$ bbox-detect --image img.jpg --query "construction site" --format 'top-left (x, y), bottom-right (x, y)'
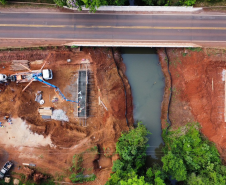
top-left (0, 47), bottom-right (133, 184)
top-left (2, 46), bottom-right (226, 184)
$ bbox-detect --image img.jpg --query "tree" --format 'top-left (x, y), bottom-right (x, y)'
top-left (120, 176), bottom-right (152, 185)
top-left (161, 151), bottom-right (187, 181)
top-left (162, 123), bottom-right (226, 184)
top-left (107, 123), bottom-right (151, 185)
top-left (141, 0), bottom-right (167, 6)
top-left (0, 0), bottom-right (6, 5)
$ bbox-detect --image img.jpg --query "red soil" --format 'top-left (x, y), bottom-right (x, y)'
top-left (158, 48), bottom-right (226, 161)
top-left (0, 47), bottom-right (133, 184)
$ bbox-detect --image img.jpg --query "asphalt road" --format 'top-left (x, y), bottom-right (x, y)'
top-left (0, 12), bottom-right (226, 46)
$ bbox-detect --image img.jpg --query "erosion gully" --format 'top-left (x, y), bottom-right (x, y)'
top-left (121, 47), bottom-right (165, 166)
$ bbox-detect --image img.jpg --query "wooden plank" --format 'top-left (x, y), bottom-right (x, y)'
top-left (38, 108), bottom-right (52, 116)
top-left (12, 60), bottom-right (29, 63)
top-left (10, 61), bottom-right (30, 71)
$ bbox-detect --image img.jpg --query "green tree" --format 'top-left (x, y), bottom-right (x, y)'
top-left (141, 0), bottom-right (167, 6)
top-left (0, 0), bottom-right (6, 5)
top-left (120, 176), bottom-right (152, 185)
top-left (162, 123), bottom-right (226, 184)
top-left (107, 123), bottom-right (151, 185)
top-left (54, 0), bottom-right (67, 6)
top-left (181, 0), bottom-right (196, 6)
top-left (161, 151), bottom-right (187, 181)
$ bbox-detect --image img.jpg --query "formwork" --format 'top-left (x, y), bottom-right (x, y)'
top-left (77, 70), bottom-right (88, 118)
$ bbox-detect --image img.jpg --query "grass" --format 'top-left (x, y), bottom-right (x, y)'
top-left (182, 53), bottom-right (187, 57)
top-left (68, 147), bottom-right (98, 183)
top-left (55, 172), bottom-right (65, 181)
top-left (187, 47), bottom-right (203, 52)
top-left (170, 59), bottom-right (181, 68)
top-left (71, 45), bottom-right (79, 49)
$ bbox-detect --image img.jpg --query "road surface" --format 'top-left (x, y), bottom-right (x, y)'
top-left (0, 12), bottom-right (226, 47)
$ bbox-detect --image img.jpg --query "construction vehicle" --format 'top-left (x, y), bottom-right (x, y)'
top-left (0, 74), bottom-right (7, 83)
top-left (0, 59), bottom-right (77, 103)
top-left (32, 73), bottom-right (78, 103)
top-left (9, 69), bottom-right (53, 83)
top-left (18, 62), bottom-right (78, 103)
top-left (0, 161), bottom-right (13, 179)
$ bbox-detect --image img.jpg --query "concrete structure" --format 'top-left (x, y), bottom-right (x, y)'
top-left (77, 70), bottom-right (88, 118)
top-left (63, 6), bottom-right (202, 12)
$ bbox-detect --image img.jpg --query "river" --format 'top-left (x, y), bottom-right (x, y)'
top-left (121, 47), bottom-right (165, 165)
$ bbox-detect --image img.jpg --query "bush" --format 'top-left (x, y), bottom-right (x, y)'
top-left (0, 0), bottom-right (6, 5)
top-left (54, 0), bottom-right (66, 6)
top-left (162, 123), bottom-right (226, 184)
top-left (181, 0), bottom-right (196, 6)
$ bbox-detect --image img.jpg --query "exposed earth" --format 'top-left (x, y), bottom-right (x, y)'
top-left (0, 47), bottom-right (133, 184)
top-left (158, 47), bottom-right (226, 161)
top-left (2, 45), bottom-right (226, 184)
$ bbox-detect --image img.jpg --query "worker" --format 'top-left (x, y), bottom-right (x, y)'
top-left (4, 116), bottom-right (9, 120)
top-left (78, 107), bottom-right (84, 113)
top-left (78, 91), bottom-right (82, 95)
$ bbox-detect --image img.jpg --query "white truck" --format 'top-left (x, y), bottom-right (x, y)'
top-left (0, 161), bottom-right (13, 179)
top-left (42, 69), bottom-right (53, 80)
top-left (0, 74), bottom-right (8, 83)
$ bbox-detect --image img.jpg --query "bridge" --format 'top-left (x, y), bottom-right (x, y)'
top-left (0, 11), bottom-right (226, 47)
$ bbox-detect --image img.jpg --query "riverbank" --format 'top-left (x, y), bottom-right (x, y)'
top-left (158, 47), bottom-right (226, 161)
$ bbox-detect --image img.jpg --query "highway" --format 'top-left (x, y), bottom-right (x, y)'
top-left (0, 12), bottom-right (226, 47)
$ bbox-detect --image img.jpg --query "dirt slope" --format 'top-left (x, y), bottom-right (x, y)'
top-left (158, 47), bottom-right (226, 161)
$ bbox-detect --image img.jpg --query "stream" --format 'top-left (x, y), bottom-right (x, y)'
top-left (121, 47), bottom-right (165, 166)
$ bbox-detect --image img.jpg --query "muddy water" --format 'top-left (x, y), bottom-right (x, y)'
top-left (121, 48), bottom-right (165, 162)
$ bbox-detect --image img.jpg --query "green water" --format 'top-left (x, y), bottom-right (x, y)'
top-left (121, 47), bottom-right (165, 162)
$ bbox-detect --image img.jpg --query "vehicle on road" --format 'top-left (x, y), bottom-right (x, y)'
top-left (0, 161), bottom-right (13, 179)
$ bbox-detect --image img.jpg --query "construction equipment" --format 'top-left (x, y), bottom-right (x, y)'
top-left (18, 59), bottom-right (78, 103)
top-left (0, 74), bottom-right (7, 83)
top-left (22, 163), bottom-right (36, 167)
top-left (32, 74), bottom-right (78, 103)
top-left (9, 69), bottom-right (53, 84)
top-left (1, 55), bottom-right (77, 103)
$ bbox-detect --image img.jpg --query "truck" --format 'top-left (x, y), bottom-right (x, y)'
top-left (0, 161), bottom-right (13, 179)
top-left (9, 69), bottom-right (53, 83)
top-left (0, 74), bottom-right (8, 83)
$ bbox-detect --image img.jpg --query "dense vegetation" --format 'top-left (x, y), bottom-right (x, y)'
top-left (106, 122), bottom-right (226, 185)
top-left (52, 0), bottom-right (224, 12)
top-left (0, 0), bottom-right (224, 11)
top-left (0, 0), bottom-right (6, 5)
